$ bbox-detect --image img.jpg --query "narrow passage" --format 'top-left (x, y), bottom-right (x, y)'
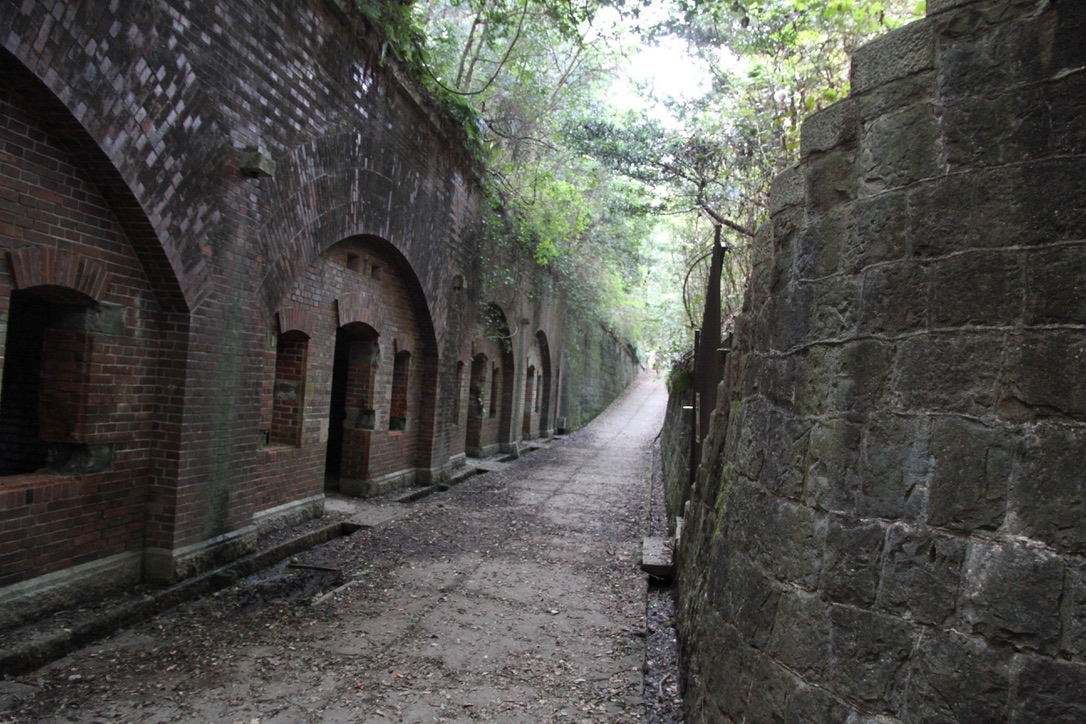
top-left (9, 374), bottom-right (670, 723)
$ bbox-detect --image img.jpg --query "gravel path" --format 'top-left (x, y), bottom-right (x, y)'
top-left (2, 374), bottom-right (675, 723)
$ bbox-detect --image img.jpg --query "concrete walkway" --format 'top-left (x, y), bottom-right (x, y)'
top-left (4, 374), bottom-right (669, 723)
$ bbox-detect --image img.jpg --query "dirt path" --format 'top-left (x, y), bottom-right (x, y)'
top-left (3, 374), bottom-right (672, 723)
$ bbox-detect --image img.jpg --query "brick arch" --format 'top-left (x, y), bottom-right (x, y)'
top-left (299, 234), bottom-right (442, 492)
top-left (335, 291), bottom-right (382, 330)
top-left (255, 132), bottom-right (457, 332)
top-left (0, 38), bottom-right (194, 593)
top-left (7, 248), bottom-right (110, 303)
top-left (0, 35), bottom-right (202, 315)
top-left (343, 235), bottom-right (438, 360)
top-left (275, 307), bottom-right (318, 338)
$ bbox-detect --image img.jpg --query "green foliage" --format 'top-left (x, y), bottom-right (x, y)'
top-left (565, 0), bottom-right (924, 357)
top-left (363, 0), bottom-right (925, 363)
top-left (358, 0), bottom-right (657, 338)
top-left (668, 365), bottom-right (693, 396)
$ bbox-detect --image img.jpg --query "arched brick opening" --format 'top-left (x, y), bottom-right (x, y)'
top-left (0, 285), bottom-right (108, 476)
top-left (0, 49), bottom-right (188, 610)
top-left (536, 330), bottom-right (553, 438)
top-left (522, 365), bottom-right (537, 438)
top-left (264, 235), bottom-right (439, 498)
top-left (465, 303), bottom-right (515, 457)
top-left (326, 322), bottom-right (380, 488)
top-left (465, 352), bottom-right (490, 457)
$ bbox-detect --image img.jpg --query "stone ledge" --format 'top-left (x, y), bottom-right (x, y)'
top-left (851, 19), bottom-right (935, 96)
top-left (0, 552), bottom-right (142, 631)
top-left (641, 537), bottom-right (674, 580)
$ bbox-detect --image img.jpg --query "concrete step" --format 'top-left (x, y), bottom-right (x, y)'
top-left (640, 537), bottom-right (673, 580)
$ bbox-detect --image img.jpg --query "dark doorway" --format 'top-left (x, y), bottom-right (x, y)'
top-left (325, 323), bottom-right (379, 489)
top-left (0, 290), bottom-right (50, 475)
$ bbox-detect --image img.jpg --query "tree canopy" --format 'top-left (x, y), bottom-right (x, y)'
top-left (364, 0), bottom-right (925, 359)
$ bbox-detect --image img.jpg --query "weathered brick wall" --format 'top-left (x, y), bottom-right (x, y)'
top-left (0, 0), bottom-right (636, 620)
top-left (675, 0), bottom-right (1086, 720)
top-left (0, 77), bottom-right (167, 595)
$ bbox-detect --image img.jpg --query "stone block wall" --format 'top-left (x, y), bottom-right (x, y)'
top-left (560, 324), bottom-right (640, 432)
top-left (0, 0), bottom-right (637, 624)
top-left (660, 356), bottom-right (694, 531)
top-left (675, 0), bottom-right (1086, 720)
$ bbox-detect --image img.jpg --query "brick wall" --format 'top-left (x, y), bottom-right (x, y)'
top-left (0, 66), bottom-right (168, 598)
top-left (0, 0), bottom-right (637, 610)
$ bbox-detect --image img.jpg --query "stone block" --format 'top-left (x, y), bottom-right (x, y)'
top-left (795, 340), bottom-right (891, 419)
top-left (835, 338), bottom-right (894, 413)
top-left (769, 163), bottom-right (805, 215)
top-left (1049, 70), bottom-right (1086, 156)
top-left (766, 588), bottom-right (832, 682)
top-left (800, 98), bottom-right (858, 158)
top-left (936, 6), bottom-right (1055, 96)
top-left (761, 421), bottom-right (809, 501)
top-left (239, 146), bottom-right (276, 177)
top-left (893, 332), bottom-right (1002, 414)
top-left (755, 353), bottom-right (802, 413)
top-left (767, 278), bottom-right (812, 353)
top-left (802, 416), bottom-right (861, 514)
top-left (906, 173), bottom-right (983, 258)
top-left (858, 261), bottom-right (929, 335)
top-left (807, 274), bottom-right (860, 342)
top-left (732, 397), bottom-right (774, 481)
top-left (856, 70), bottom-right (938, 130)
top-left (742, 650), bottom-right (804, 724)
top-left (771, 206), bottom-right (804, 272)
top-left (805, 149), bottom-right (858, 213)
top-left (798, 344), bottom-right (845, 415)
top-left (640, 537), bottom-right (672, 579)
top-left (847, 191), bottom-right (908, 272)
top-left (1011, 159), bottom-right (1086, 246)
top-left (795, 209), bottom-right (848, 280)
top-left (1054, 0), bottom-right (1086, 69)
top-left (929, 249), bottom-right (1025, 328)
top-left (907, 163), bottom-right (1081, 257)
top-left (1013, 656), bottom-right (1086, 723)
top-left (783, 683), bottom-right (851, 723)
top-left (820, 515), bottom-right (886, 608)
top-left (856, 413), bottom-right (930, 521)
top-left (941, 87), bottom-right (1051, 169)
top-left (878, 524), bottom-right (965, 627)
top-left (747, 225), bottom-right (779, 314)
top-left (904, 630), bottom-right (1012, 722)
top-left (1009, 423), bottom-right (1086, 554)
top-left (961, 539), bottom-right (1063, 653)
top-left (1024, 242), bottom-right (1086, 325)
top-left (726, 479), bottom-right (826, 590)
top-left (928, 416), bottom-right (1015, 532)
top-left (851, 20), bottom-right (935, 95)
top-left (859, 104), bottom-right (944, 192)
top-left (688, 614), bottom-right (752, 721)
top-left (706, 547), bottom-right (780, 650)
top-left (827, 604), bottom-right (916, 709)
top-left (999, 331), bottom-right (1086, 424)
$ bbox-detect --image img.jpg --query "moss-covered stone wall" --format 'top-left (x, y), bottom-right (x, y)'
top-left (673, 0), bottom-right (1086, 719)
